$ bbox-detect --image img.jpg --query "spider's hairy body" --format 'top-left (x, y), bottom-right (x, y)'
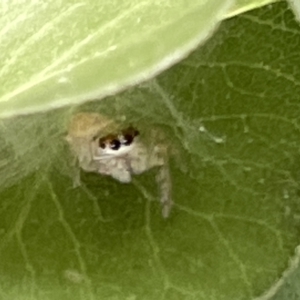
top-left (66, 112), bottom-right (173, 218)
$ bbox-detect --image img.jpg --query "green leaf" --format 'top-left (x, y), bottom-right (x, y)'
top-left (287, 0), bottom-right (300, 21)
top-left (254, 246), bottom-right (300, 300)
top-left (1, 1), bottom-right (300, 300)
top-left (225, 0), bottom-right (280, 18)
top-left (0, 0), bottom-right (232, 118)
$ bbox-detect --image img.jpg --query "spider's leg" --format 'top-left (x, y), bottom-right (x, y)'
top-left (156, 163), bottom-right (173, 218)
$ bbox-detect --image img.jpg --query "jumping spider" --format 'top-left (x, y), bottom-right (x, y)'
top-left (66, 112), bottom-right (173, 218)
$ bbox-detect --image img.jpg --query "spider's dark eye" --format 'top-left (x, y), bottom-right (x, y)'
top-left (110, 139), bottom-right (121, 150)
top-left (122, 134), bottom-right (134, 146)
top-left (133, 129), bottom-right (139, 137)
top-left (121, 127), bottom-right (139, 145)
top-left (98, 138), bottom-right (106, 149)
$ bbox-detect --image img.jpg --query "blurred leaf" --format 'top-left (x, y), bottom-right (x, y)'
top-left (254, 246), bottom-right (300, 300)
top-left (225, 0), bottom-right (280, 18)
top-left (1, 1), bottom-right (300, 300)
top-left (287, 0), bottom-right (300, 21)
top-left (0, 0), bottom-right (232, 118)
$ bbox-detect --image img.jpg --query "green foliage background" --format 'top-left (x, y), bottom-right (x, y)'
top-left (1, 1), bottom-right (300, 299)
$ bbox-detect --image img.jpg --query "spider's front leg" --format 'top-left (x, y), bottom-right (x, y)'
top-left (129, 141), bottom-right (173, 218)
top-left (153, 145), bottom-right (173, 218)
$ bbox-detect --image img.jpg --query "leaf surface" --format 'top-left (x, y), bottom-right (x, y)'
top-left (0, 2), bottom-right (300, 300)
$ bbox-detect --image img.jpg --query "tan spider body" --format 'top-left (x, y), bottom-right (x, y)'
top-left (66, 113), bottom-right (173, 218)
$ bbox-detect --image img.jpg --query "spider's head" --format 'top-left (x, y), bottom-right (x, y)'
top-left (94, 127), bottom-right (139, 160)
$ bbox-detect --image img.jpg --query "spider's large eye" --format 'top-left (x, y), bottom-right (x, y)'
top-left (110, 139), bottom-right (121, 150)
top-left (122, 134), bottom-right (134, 146)
top-left (121, 127), bottom-right (139, 145)
top-left (98, 137), bottom-right (106, 149)
top-left (133, 129), bottom-right (139, 137)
